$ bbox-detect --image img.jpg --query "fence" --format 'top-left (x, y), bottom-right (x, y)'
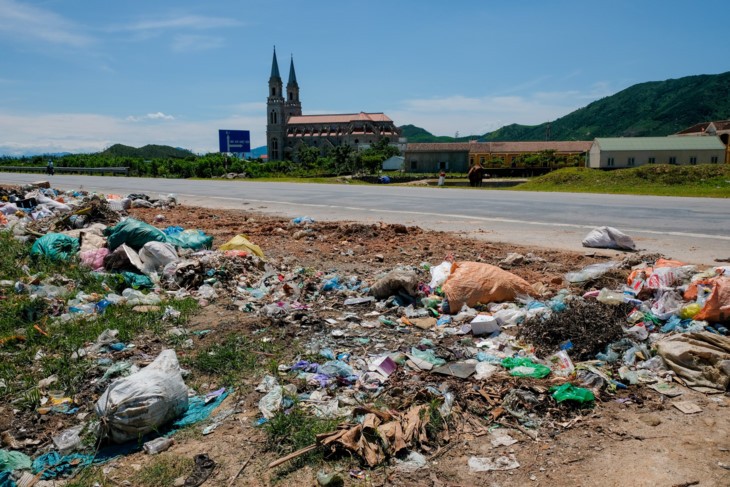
top-left (0, 166), bottom-right (129, 176)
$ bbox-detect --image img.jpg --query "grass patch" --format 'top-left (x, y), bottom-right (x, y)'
top-left (66, 467), bottom-right (114, 487)
top-left (264, 406), bottom-right (339, 467)
top-left (186, 332), bottom-right (284, 386)
top-left (0, 230), bottom-right (199, 403)
top-left (512, 164), bottom-right (730, 197)
top-left (131, 453), bottom-right (195, 487)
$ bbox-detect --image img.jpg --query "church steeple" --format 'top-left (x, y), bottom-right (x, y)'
top-left (286, 55), bottom-right (300, 106)
top-left (270, 47), bottom-right (281, 81)
top-left (287, 56), bottom-right (298, 87)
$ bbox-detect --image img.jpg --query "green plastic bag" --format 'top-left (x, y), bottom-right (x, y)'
top-left (0, 448), bottom-right (32, 471)
top-left (30, 233), bottom-right (79, 261)
top-left (501, 357), bottom-right (551, 378)
top-left (121, 271), bottom-right (153, 289)
top-left (410, 347), bottom-right (446, 366)
top-left (165, 229), bottom-right (213, 250)
top-left (550, 383), bottom-right (595, 403)
top-left (104, 218), bottom-right (166, 251)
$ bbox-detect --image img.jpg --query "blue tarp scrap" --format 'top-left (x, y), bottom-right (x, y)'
top-left (0, 471), bottom-right (16, 487)
top-left (31, 389), bottom-right (231, 479)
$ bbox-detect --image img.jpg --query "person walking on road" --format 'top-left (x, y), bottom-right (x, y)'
top-left (46, 160), bottom-right (54, 176)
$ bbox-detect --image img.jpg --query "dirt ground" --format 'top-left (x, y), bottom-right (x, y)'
top-left (12, 201), bottom-right (726, 487)
top-left (73, 203), bottom-right (724, 487)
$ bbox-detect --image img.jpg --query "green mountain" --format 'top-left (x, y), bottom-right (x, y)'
top-left (101, 144), bottom-right (194, 159)
top-left (401, 71), bottom-right (730, 142)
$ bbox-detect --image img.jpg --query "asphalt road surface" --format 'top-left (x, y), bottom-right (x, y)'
top-left (2, 173), bottom-right (729, 265)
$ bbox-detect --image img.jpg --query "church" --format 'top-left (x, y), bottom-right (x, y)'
top-left (266, 49), bottom-right (401, 161)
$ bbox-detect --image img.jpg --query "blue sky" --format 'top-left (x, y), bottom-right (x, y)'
top-left (0, 0), bottom-right (727, 156)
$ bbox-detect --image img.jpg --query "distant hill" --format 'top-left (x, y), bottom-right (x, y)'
top-left (401, 71), bottom-right (730, 142)
top-left (101, 144), bottom-right (194, 159)
top-left (250, 146), bottom-right (267, 158)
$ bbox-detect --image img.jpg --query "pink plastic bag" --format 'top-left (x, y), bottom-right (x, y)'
top-left (80, 248), bottom-right (110, 271)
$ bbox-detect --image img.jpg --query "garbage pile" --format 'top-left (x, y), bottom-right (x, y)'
top-left (1, 182), bottom-right (729, 482)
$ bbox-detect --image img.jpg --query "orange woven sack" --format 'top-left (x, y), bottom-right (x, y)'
top-left (442, 261), bottom-right (535, 313)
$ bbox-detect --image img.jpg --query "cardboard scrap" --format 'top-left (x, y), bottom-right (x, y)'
top-left (649, 382), bottom-right (684, 397)
top-left (317, 404), bottom-right (430, 467)
top-left (432, 361), bottom-right (476, 379)
top-left (673, 401), bottom-right (702, 414)
top-left (411, 317), bottom-right (437, 330)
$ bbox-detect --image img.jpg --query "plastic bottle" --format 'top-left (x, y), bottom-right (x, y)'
top-left (143, 437), bottom-right (174, 455)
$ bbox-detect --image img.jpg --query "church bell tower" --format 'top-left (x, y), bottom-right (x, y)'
top-left (266, 48), bottom-right (285, 161)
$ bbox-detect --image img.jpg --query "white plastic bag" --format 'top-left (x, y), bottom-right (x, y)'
top-left (95, 350), bottom-right (189, 443)
top-left (582, 226), bottom-right (636, 250)
top-left (139, 241), bottom-right (179, 275)
top-left (429, 261), bottom-right (452, 289)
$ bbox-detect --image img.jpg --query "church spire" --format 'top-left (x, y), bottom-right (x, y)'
top-left (270, 47), bottom-right (281, 81)
top-left (287, 55), bottom-right (298, 87)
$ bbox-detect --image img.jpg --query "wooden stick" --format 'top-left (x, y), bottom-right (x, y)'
top-left (267, 444), bottom-right (318, 469)
top-left (228, 452), bottom-right (255, 486)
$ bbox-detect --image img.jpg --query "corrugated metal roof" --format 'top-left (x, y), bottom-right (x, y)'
top-left (595, 136), bottom-right (726, 151)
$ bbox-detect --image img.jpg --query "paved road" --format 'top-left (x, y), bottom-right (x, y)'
top-left (2, 173), bottom-right (729, 265)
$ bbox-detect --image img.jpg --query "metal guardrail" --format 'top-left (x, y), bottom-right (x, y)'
top-left (0, 166), bottom-right (129, 176)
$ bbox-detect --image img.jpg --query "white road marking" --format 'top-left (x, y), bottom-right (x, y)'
top-left (179, 195), bottom-right (730, 242)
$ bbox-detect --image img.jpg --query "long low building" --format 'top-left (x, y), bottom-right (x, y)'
top-left (404, 141), bottom-right (591, 173)
top-left (587, 136), bottom-right (726, 168)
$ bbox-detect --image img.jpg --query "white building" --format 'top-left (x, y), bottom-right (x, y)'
top-left (588, 136), bottom-right (726, 169)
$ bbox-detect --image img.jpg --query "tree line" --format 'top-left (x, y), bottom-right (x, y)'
top-left (0, 138), bottom-right (401, 179)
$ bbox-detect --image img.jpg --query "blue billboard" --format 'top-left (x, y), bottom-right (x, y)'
top-left (218, 130), bottom-right (251, 154)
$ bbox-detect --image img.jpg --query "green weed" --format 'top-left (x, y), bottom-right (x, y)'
top-left (264, 406), bottom-right (339, 465)
top-left (187, 332), bottom-right (283, 386)
top-left (131, 453), bottom-right (194, 487)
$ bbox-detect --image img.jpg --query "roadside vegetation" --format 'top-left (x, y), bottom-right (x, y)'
top-left (511, 164), bottom-right (730, 197)
top-left (0, 138), bottom-right (401, 179)
top-left (0, 231), bottom-right (198, 405)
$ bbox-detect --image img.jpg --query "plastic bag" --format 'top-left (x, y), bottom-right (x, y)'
top-left (0, 449), bottom-right (32, 471)
top-left (139, 241), bottom-right (179, 274)
top-left (442, 261), bottom-right (535, 312)
top-left (104, 218), bottom-right (167, 251)
top-left (370, 269), bottom-right (419, 299)
top-left (80, 248), bottom-right (110, 271)
top-left (565, 262), bottom-right (619, 283)
top-left (258, 385), bottom-right (283, 419)
top-left (501, 357), bottom-right (551, 378)
top-left (581, 226), bottom-right (636, 250)
top-left (218, 234), bottom-right (264, 258)
top-left (695, 277), bottom-right (730, 323)
top-left (650, 291), bottom-right (683, 320)
top-left (550, 383), bottom-right (595, 403)
top-left (95, 350), bottom-right (189, 443)
top-left (428, 261), bottom-right (452, 289)
top-left (30, 233), bottom-right (79, 261)
top-left (165, 229), bottom-right (213, 250)
top-left (410, 347), bottom-right (446, 366)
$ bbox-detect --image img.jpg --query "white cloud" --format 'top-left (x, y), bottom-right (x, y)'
top-left (171, 34), bottom-right (224, 53)
top-left (0, 110), bottom-right (266, 156)
top-left (126, 112), bottom-right (176, 122)
top-left (111, 15), bottom-right (241, 32)
top-left (389, 86), bottom-right (616, 137)
top-left (0, 0), bottom-right (92, 47)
